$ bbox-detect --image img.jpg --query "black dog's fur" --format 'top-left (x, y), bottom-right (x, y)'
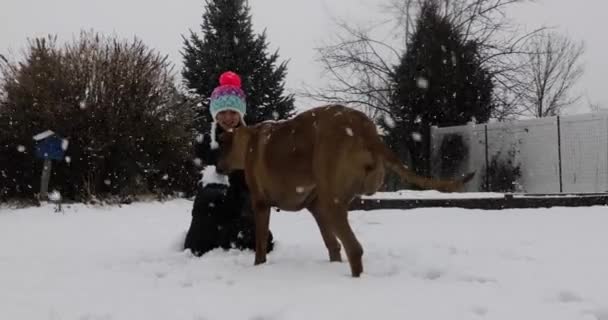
top-left (184, 182), bottom-right (274, 256)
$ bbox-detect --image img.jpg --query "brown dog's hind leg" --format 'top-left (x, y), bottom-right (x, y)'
top-left (253, 202), bottom-right (271, 265)
top-left (307, 201), bottom-right (342, 262)
top-left (327, 203), bottom-right (363, 277)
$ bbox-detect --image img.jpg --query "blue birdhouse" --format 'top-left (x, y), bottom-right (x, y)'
top-left (33, 130), bottom-right (68, 160)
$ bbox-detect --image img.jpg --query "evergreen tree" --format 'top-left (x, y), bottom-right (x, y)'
top-left (382, 0), bottom-right (494, 177)
top-left (182, 0), bottom-right (295, 132)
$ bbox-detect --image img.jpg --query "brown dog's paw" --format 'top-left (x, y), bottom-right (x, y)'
top-left (254, 256), bottom-right (267, 265)
top-left (350, 265), bottom-right (363, 278)
top-left (329, 251), bottom-right (342, 262)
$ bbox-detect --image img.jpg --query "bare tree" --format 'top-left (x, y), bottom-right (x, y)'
top-left (381, 0), bottom-right (422, 45)
top-left (304, 21), bottom-right (401, 119)
top-left (304, 0), bottom-right (543, 120)
top-left (585, 94), bottom-right (603, 113)
top-left (302, 0), bottom-right (422, 119)
top-left (517, 32), bottom-right (585, 117)
top-left (442, 0), bottom-right (548, 119)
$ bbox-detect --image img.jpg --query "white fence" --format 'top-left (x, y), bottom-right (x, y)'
top-left (430, 113), bottom-right (608, 193)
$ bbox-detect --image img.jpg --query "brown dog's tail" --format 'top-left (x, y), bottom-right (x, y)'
top-left (373, 140), bottom-right (474, 192)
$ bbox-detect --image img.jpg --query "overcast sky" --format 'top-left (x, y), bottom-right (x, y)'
top-left (2, 0), bottom-right (606, 114)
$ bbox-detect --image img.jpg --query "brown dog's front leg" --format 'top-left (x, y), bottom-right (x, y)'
top-left (253, 202), bottom-right (271, 265)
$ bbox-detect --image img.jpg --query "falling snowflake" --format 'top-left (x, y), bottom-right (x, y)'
top-left (296, 186), bottom-right (305, 193)
top-left (196, 134), bottom-right (204, 143)
top-left (79, 101), bottom-right (87, 110)
top-left (383, 113), bottom-right (396, 129)
top-left (411, 132), bottom-right (422, 141)
top-left (416, 77), bottom-right (429, 89)
top-left (61, 139), bottom-right (69, 151)
top-left (104, 179), bottom-right (111, 186)
top-left (272, 111), bottom-right (279, 120)
top-left (193, 158), bottom-right (203, 167)
top-left (48, 190), bottom-right (62, 201)
top-left (345, 128), bottom-right (353, 136)
top-left (16, 145), bottom-right (25, 153)
top-left (162, 174), bottom-right (169, 180)
top-left (65, 156), bottom-right (71, 164)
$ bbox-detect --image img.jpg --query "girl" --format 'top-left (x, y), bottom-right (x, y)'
top-left (184, 71), bottom-right (274, 256)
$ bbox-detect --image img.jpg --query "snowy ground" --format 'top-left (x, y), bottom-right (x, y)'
top-left (1, 199), bottom-right (607, 320)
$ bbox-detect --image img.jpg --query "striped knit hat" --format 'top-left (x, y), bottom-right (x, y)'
top-left (209, 71), bottom-right (247, 149)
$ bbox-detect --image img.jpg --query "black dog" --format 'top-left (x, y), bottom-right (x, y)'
top-left (184, 183), bottom-right (274, 256)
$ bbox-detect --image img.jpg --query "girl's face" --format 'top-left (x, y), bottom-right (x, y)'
top-left (216, 110), bottom-right (241, 130)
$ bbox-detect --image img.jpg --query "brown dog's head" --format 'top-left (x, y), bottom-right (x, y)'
top-left (216, 127), bottom-right (252, 175)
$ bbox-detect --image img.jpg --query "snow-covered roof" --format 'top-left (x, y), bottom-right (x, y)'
top-left (32, 130), bottom-right (55, 141)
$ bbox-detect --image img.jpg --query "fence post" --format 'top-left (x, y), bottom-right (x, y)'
top-left (430, 125), bottom-right (437, 178)
top-left (465, 121), bottom-right (475, 192)
top-left (557, 116), bottom-right (563, 193)
top-left (484, 124), bottom-right (489, 191)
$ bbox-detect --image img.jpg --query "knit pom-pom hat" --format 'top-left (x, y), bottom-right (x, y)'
top-left (209, 71), bottom-right (247, 149)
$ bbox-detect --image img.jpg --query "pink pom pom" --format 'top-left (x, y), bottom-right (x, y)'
top-left (219, 71), bottom-right (241, 87)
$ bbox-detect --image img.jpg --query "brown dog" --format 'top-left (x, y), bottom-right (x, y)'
top-left (216, 104), bottom-right (473, 277)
